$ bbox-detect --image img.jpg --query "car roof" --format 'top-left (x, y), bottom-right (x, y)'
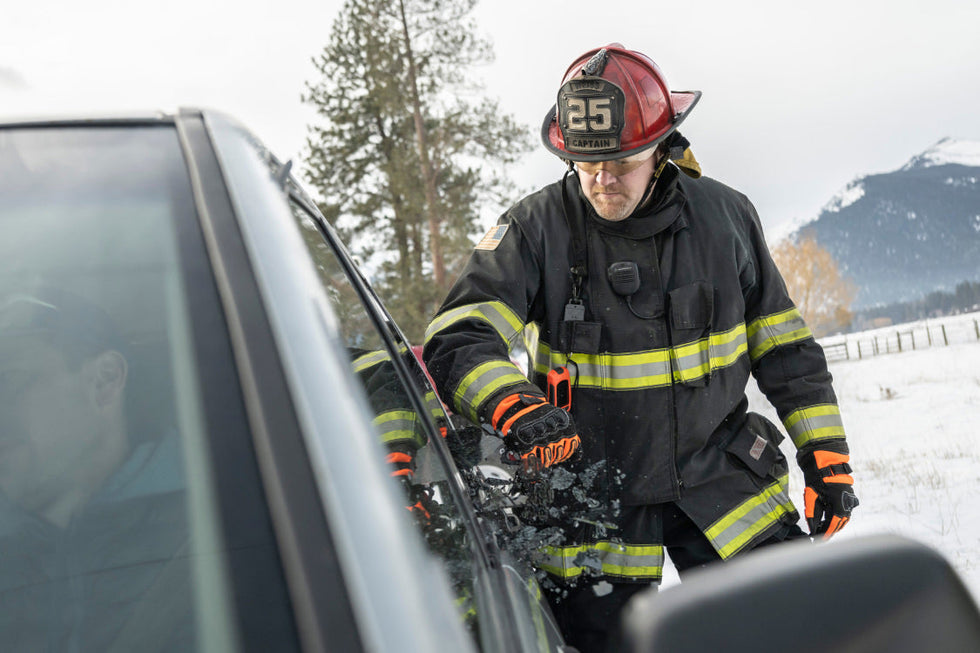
top-left (0, 107), bottom-right (259, 129)
top-left (0, 110), bottom-right (178, 127)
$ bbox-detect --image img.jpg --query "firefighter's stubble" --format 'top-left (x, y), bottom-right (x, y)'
top-left (577, 156), bottom-right (657, 222)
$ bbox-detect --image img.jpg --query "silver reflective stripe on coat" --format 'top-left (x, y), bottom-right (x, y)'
top-left (452, 360), bottom-right (528, 421)
top-left (425, 300), bottom-right (525, 348)
top-left (746, 307), bottom-right (812, 361)
top-left (352, 348), bottom-right (391, 373)
top-left (783, 404), bottom-right (846, 448)
top-left (536, 541), bottom-right (664, 581)
top-left (373, 410), bottom-right (426, 448)
top-left (533, 323), bottom-right (748, 389)
top-left (704, 474), bottom-right (796, 559)
top-left (426, 301), bottom-right (530, 418)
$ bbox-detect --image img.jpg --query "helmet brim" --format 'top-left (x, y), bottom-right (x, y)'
top-left (541, 90), bottom-right (702, 162)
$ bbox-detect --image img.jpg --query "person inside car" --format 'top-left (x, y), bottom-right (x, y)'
top-left (0, 286), bottom-right (191, 650)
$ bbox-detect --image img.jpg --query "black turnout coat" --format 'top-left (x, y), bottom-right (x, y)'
top-left (424, 162), bottom-right (848, 583)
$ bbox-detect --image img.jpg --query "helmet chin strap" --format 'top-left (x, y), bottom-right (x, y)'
top-left (653, 150), bottom-right (670, 179)
top-left (632, 148), bottom-right (669, 214)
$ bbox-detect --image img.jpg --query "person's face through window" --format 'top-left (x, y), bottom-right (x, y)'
top-left (576, 149), bottom-right (657, 222)
top-left (0, 334), bottom-right (127, 525)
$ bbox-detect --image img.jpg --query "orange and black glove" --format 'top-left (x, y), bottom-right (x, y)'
top-left (798, 442), bottom-right (859, 539)
top-left (386, 444), bottom-right (433, 522)
top-left (385, 443), bottom-right (415, 481)
top-left (487, 391), bottom-right (581, 468)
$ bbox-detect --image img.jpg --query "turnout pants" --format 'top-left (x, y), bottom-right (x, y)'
top-left (544, 503), bottom-right (807, 653)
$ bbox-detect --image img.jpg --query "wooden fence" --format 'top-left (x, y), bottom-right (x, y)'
top-left (820, 317), bottom-right (980, 362)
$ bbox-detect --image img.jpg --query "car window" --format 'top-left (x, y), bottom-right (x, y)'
top-left (286, 199), bottom-right (493, 642)
top-left (0, 126), bottom-right (299, 651)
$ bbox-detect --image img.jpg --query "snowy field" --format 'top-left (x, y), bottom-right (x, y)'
top-left (664, 311), bottom-right (980, 600)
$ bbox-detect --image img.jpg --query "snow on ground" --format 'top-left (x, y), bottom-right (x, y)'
top-left (664, 313), bottom-right (980, 599)
top-left (822, 310), bottom-right (980, 358)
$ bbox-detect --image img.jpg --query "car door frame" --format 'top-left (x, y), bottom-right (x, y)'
top-left (279, 147), bottom-right (566, 653)
top-left (174, 110), bottom-right (378, 652)
top-left (175, 108), bottom-right (478, 653)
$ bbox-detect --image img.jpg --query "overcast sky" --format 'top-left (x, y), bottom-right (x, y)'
top-left (3, 0), bottom-right (979, 232)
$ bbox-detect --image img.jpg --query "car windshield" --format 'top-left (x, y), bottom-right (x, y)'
top-left (0, 125), bottom-right (297, 651)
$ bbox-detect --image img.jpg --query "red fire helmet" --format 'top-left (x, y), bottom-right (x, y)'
top-left (541, 44), bottom-right (701, 162)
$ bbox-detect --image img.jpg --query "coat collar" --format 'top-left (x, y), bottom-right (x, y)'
top-left (575, 162), bottom-right (688, 239)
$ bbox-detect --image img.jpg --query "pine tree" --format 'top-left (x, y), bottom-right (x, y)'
top-left (303, 0), bottom-right (531, 341)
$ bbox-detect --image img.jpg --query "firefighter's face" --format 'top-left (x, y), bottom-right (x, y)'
top-left (576, 152), bottom-right (656, 222)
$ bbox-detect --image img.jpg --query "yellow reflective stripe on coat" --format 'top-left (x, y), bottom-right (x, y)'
top-left (425, 300), bottom-right (525, 348)
top-left (351, 345), bottom-right (412, 372)
top-left (533, 323), bottom-right (747, 389)
top-left (705, 474), bottom-right (796, 559)
top-left (373, 410), bottom-right (425, 448)
top-left (746, 308), bottom-right (812, 361)
top-left (783, 404), bottom-right (846, 448)
top-left (452, 360), bottom-right (528, 421)
top-left (352, 349), bottom-right (391, 373)
top-left (672, 323), bottom-right (748, 383)
top-left (536, 541), bottom-right (664, 581)
top-left (424, 390), bottom-right (445, 421)
top-left (535, 345), bottom-right (671, 389)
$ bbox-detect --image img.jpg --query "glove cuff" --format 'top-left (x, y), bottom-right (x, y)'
top-left (799, 442), bottom-right (853, 485)
top-left (797, 438), bottom-right (849, 465)
top-left (481, 386), bottom-right (546, 428)
top-left (491, 393), bottom-right (549, 439)
top-left (386, 442), bottom-right (416, 479)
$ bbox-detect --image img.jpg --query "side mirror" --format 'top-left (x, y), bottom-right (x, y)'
top-left (620, 535), bottom-right (980, 653)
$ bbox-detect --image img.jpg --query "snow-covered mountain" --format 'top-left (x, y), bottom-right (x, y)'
top-left (902, 138), bottom-right (980, 170)
top-left (780, 138), bottom-right (980, 308)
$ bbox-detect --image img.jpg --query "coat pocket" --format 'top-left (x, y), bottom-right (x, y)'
top-left (669, 281), bottom-right (713, 331)
top-left (558, 320), bottom-right (602, 355)
top-left (724, 412), bottom-right (785, 479)
top-left (668, 281), bottom-right (714, 387)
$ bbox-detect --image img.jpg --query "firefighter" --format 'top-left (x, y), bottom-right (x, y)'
top-left (423, 44), bottom-right (858, 652)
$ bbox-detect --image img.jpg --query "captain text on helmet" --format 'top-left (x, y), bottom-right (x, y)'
top-left (423, 44), bottom-right (858, 652)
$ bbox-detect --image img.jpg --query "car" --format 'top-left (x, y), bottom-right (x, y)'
top-left (0, 109), bottom-right (566, 652)
top-left (2, 109), bottom-right (979, 653)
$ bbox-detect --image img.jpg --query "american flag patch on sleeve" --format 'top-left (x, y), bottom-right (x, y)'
top-left (474, 224), bottom-right (509, 251)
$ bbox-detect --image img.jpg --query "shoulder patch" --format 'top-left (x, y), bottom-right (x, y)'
top-left (474, 224), bottom-right (509, 251)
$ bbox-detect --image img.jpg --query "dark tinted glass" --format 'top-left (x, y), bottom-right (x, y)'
top-left (0, 126), bottom-right (296, 651)
top-left (287, 199), bottom-right (490, 643)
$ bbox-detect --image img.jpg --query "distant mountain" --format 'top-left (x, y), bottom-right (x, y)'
top-left (781, 138), bottom-right (980, 308)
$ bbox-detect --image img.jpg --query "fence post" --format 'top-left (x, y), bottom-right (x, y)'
top-left (942, 324), bottom-right (949, 346)
top-left (897, 331), bottom-right (902, 352)
top-left (975, 319), bottom-right (979, 341)
top-left (874, 336), bottom-right (879, 355)
top-left (857, 341), bottom-right (863, 359)
top-left (844, 340), bottom-right (850, 360)
top-left (927, 325), bottom-right (933, 346)
top-left (910, 330), bottom-right (916, 350)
